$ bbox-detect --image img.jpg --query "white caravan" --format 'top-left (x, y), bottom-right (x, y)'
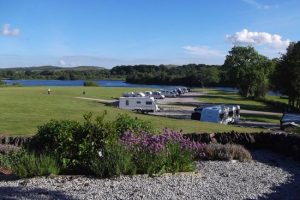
top-left (200, 105), bottom-right (231, 124)
top-left (227, 105), bottom-right (240, 123)
top-left (192, 105), bottom-right (240, 124)
top-left (119, 97), bottom-right (159, 113)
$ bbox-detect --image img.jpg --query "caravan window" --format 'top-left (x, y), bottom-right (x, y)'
top-left (146, 101), bottom-right (152, 105)
top-left (136, 101), bottom-right (141, 104)
top-left (219, 113), bottom-right (225, 120)
top-left (126, 100), bottom-right (129, 106)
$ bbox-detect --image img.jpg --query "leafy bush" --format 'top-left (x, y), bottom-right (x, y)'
top-left (0, 153), bottom-right (12, 168)
top-left (10, 151), bottom-right (60, 178)
top-left (90, 141), bottom-right (136, 177)
top-left (27, 112), bottom-right (116, 174)
top-left (12, 82), bottom-right (22, 86)
top-left (83, 81), bottom-right (99, 87)
top-left (204, 143), bottom-right (252, 162)
top-left (25, 113), bottom-right (203, 177)
top-left (114, 113), bottom-right (154, 135)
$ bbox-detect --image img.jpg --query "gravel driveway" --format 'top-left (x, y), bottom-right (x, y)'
top-left (1, 150), bottom-right (300, 200)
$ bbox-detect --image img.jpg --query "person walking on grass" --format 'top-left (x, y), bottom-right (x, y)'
top-left (47, 88), bottom-right (51, 95)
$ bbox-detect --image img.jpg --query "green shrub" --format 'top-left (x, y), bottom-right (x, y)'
top-left (83, 81), bottom-right (99, 87)
top-left (164, 142), bottom-right (195, 173)
top-left (204, 143), bottom-right (252, 162)
top-left (90, 141), bottom-right (136, 177)
top-left (115, 113), bottom-right (154, 135)
top-left (27, 112), bottom-right (117, 174)
top-left (0, 153), bottom-right (12, 168)
top-left (12, 82), bottom-right (22, 86)
top-left (11, 151), bottom-right (60, 178)
top-left (133, 142), bottom-right (195, 175)
top-left (25, 112), bottom-right (194, 177)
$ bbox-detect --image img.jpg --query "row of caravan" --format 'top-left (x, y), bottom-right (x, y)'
top-left (123, 91), bottom-right (165, 99)
top-left (119, 87), bottom-right (189, 113)
top-left (122, 87), bottom-right (190, 99)
top-left (191, 105), bottom-right (240, 124)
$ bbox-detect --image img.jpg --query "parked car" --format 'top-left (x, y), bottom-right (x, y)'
top-left (160, 90), bottom-right (177, 98)
top-left (181, 87), bottom-right (189, 93)
top-left (122, 92), bottom-right (136, 97)
top-left (135, 92), bottom-right (146, 97)
top-left (175, 87), bottom-right (183, 95)
top-left (280, 113), bottom-right (300, 130)
top-left (144, 91), bottom-right (153, 96)
top-left (151, 91), bottom-right (165, 99)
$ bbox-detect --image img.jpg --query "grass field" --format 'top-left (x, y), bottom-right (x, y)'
top-left (0, 87), bottom-right (262, 135)
top-left (195, 88), bottom-right (288, 111)
top-left (240, 113), bottom-right (281, 124)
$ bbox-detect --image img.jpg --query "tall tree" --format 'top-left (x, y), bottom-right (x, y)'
top-left (272, 41), bottom-right (300, 109)
top-left (223, 46), bottom-right (274, 98)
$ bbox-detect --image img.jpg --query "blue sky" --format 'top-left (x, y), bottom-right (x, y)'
top-left (0, 0), bottom-right (299, 68)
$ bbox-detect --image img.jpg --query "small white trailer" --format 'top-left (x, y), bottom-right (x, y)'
top-left (119, 97), bottom-right (159, 113)
top-left (200, 105), bottom-right (231, 124)
top-left (191, 105), bottom-right (240, 124)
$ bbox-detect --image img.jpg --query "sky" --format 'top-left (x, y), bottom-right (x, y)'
top-left (0, 0), bottom-right (299, 68)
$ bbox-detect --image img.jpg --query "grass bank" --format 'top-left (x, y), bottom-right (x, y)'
top-left (0, 87), bottom-right (261, 135)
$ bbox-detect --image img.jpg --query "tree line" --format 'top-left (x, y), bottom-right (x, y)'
top-left (111, 64), bottom-right (221, 87)
top-left (0, 66), bottom-right (120, 80)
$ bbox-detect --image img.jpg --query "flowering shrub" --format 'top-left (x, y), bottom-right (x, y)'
top-left (121, 129), bottom-right (205, 158)
top-left (120, 129), bottom-right (206, 175)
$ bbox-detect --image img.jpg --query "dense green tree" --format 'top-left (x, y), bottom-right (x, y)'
top-left (272, 41), bottom-right (300, 109)
top-left (198, 67), bottom-right (220, 87)
top-left (223, 46), bottom-right (274, 98)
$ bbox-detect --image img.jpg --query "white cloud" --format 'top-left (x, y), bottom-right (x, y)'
top-left (226, 29), bottom-right (290, 51)
top-left (182, 45), bottom-right (225, 57)
top-left (59, 59), bottom-right (66, 66)
top-left (242, 0), bottom-right (272, 10)
top-left (182, 46), bottom-right (225, 65)
top-left (1, 24), bottom-right (20, 36)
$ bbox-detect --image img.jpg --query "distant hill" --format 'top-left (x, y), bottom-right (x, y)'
top-left (71, 66), bottom-right (106, 71)
top-left (0, 66), bottom-right (106, 71)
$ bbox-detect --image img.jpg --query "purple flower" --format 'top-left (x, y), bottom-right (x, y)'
top-left (120, 129), bottom-right (205, 158)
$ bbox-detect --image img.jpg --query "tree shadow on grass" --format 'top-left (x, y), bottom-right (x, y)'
top-left (247, 150), bottom-right (300, 200)
top-left (0, 186), bottom-right (74, 200)
top-left (241, 113), bottom-right (281, 123)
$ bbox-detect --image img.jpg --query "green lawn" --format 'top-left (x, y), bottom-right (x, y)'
top-left (240, 113), bottom-right (281, 124)
top-left (0, 87), bottom-right (261, 135)
top-left (194, 88), bottom-right (288, 112)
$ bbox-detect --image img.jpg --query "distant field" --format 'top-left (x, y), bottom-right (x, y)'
top-left (0, 87), bottom-right (261, 135)
top-left (194, 88), bottom-right (285, 123)
top-left (195, 88), bottom-right (288, 111)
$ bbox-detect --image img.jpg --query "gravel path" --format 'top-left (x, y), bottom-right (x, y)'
top-left (1, 150), bottom-right (300, 200)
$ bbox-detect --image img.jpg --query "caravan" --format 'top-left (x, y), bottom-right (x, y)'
top-left (191, 105), bottom-right (240, 124)
top-left (119, 96), bottom-right (159, 113)
top-left (200, 105), bottom-right (231, 124)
